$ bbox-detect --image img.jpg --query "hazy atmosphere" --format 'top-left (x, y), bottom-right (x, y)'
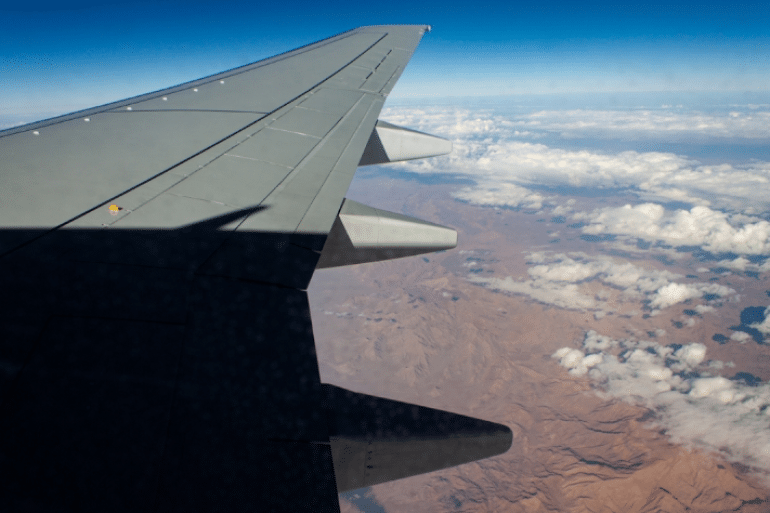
top-left (312, 93), bottom-right (770, 511)
top-left (4, 1), bottom-right (770, 511)
top-left (384, 94), bottom-right (770, 471)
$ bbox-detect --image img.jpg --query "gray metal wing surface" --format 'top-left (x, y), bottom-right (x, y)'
top-left (0, 25), bottom-right (511, 512)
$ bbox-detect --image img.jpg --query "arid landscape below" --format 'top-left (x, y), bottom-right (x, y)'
top-left (5, 6), bottom-right (770, 511)
top-left (309, 170), bottom-right (770, 512)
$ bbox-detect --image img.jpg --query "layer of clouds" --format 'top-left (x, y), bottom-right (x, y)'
top-left (712, 256), bottom-right (770, 274)
top-left (468, 251), bottom-right (734, 314)
top-left (553, 331), bottom-right (770, 475)
top-left (519, 108), bottom-right (770, 140)
top-left (469, 275), bottom-right (597, 310)
top-left (453, 182), bottom-right (551, 210)
top-left (574, 203), bottom-right (770, 255)
top-left (383, 105), bottom-right (770, 141)
top-left (381, 106), bottom-right (770, 218)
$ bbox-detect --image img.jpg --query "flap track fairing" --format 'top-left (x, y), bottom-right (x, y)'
top-left (359, 120), bottom-right (452, 166)
top-left (324, 384), bottom-right (513, 492)
top-left (316, 199), bottom-right (457, 268)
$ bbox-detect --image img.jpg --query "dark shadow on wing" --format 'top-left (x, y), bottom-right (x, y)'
top-left (0, 209), bottom-right (511, 512)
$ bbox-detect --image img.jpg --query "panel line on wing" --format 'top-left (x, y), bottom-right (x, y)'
top-left (251, 95), bottom-right (368, 205)
top-left (267, 127), bottom-right (323, 140)
top-left (126, 88), bottom-right (369, 233)
top-left (231, 97), bottom-right (375, 236)
top-left (103, 109), bottom-right (271, 115)
top-left (107, 87), bottom-right (361, 229)
top-left (2, 34), bottom-right (392, 256)
top-left (221, 153), bottom-right (291, 168)
top-left (293, 100), bottom-right (380, 234)
top-left (379, 66), bottom-right (403, 94)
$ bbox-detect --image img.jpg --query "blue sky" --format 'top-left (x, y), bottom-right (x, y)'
top-left (2, 0), bottom-right (769, 124)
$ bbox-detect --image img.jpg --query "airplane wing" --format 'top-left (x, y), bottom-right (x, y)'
top-left (0, 25), bottom-right (511, 512)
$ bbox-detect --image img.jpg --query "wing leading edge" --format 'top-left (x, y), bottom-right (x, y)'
top-left (0, 25), bottom-right (511, 512)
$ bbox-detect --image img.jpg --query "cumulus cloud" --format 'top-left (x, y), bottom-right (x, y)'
top-left (750, 306), bottom-right (770, 335)
top-left (715, 256), bottom-right (752, 272)
top-left (650, 283), bottom-right (700, 309)
top-left (554, 331), bottom-right (770, 474)
top-left (553, 346), bottom-right (604, 376)
top-left (468, 275), bottom-right (597, 311)
top-left (453, 182), bottom-right (551, 210)
top-left (469, 251), bottom-right (734, 314)
top-left (574, 203), bottom-right (770, 255)
top-left (649, 282), bottom-right (735, 309)
top-left (381, 106), bottom-right (770, 218)
top-left (731, 331), bottom-right (752, 343)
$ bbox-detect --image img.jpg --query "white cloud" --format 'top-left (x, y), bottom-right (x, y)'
top-left (649, 283), bottom-right (701, 309)
top-left (575, 204), bottom-right (770, 255)
top-left (452, 182), bottom-right (551, 210)
top-left (551, 199), bottom-right (576, 216)
top-left (674, 343), bottom-right (707, 368)
top-left (750, 306), bottom-right (770, 335)
top-left (383, 105), bottom-right (770, 142)
top-left (469, 251), bottom-right (734, 314)
top-left (689, 376), bottom-right (736, 402)
top-left (583, 330), bottom-right (618, 352)
top-left (381, 106), bottom-right (770, 218)
top-left (715, 256), bottom-right (751, 271)
top-left (518, 108), bottom-right (770, 140)
top-left (468, 275), bottom-right (597, 311)
top-left (554, 331), bottom-right (770, 475)
top-left (381, 107), bottom-right (523, 139)
top-left (649, 282), bottom-right (735, 309)
top-left (731, 331), bottom-right (752, 343)
top-left (553, 347), bottom-right (604, 376)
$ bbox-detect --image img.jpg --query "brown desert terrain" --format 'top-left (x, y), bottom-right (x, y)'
top-left (310, 171), bottom-right (770, 512)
